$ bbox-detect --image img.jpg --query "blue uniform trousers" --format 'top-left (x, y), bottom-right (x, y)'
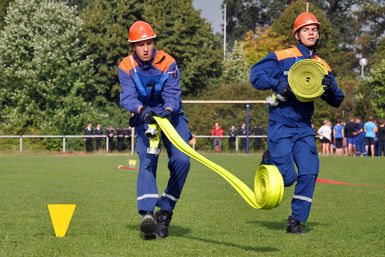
top-left (135, 115), bottom-right (191, 214)
top-left (355, 136), bottom-right (367, 156)
top-left (267, 120), bottom-right (319, 222)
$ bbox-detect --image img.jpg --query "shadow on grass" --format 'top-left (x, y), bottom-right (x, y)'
top-left (246, 219), bottom-right (328, 232)
top-left (179, 235), bottom-right (279, 253)
top-left (127, 223), bottom-right (278, 252)
top-left (173, 225), bottom-right (278, 253)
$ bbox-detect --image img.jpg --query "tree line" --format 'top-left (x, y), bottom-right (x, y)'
top-left (0, 0), bottom-right (384, 150)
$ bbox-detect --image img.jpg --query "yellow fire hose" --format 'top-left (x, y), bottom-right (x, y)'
top-left (288, 59), bottom-right (328, 102)
top-left (153, 116), bottom-right (284, 210)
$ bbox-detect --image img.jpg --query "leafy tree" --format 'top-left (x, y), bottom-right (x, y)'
top-left (223, 0), bottom-right (384, 77)
top-left (0, 0), bottom-right (99, 135)
top-left (354, 2), bottom-right (385, 68)
top-left (374, 38), bottom-right (385, 60)
top-left (355, 2), bottom-right (385, 40)
top-left (365, 59), bottom-right (385, 118)
top-left (62, 0), bottom-right (89, 11)
top-left (81, 0), bottom-right (222, 110)
top-left (311, 0), bottom-right (360, 50)
top-left (80, 0), bottom-right (137, 107)
top-left (143, 0), bottom-right (222, 96)
top-left (271, 0), bottom-right (347, 76)
top-left (222, 41), bottom-right (249, 83)
top-left (222, 0), bottom-right (290, 47)
top-left (242, 27), bottom-right (291, 67)
top-left (0, 0), bottom-right (11, 30)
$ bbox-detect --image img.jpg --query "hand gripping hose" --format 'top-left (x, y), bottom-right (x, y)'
top-left (154, 116), bottom-right (284, 210)
top-left (288, 59), bottom-right (328, 102)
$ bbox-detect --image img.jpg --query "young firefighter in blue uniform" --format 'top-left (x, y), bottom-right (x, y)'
top-left (250, 12), bottom-right (344, 233)
top-left (119, 21), bottom-right (191, 239)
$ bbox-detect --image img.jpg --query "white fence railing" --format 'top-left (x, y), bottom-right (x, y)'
top-left (0, 135), bottom-right (135, 154)
top-left (0, 134), bottom-right (267, 153)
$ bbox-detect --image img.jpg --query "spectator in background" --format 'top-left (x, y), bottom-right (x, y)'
top-left (377, 119), bottom-right (385, 156)
top-left (318, 120), bottom-right (331, 156)
top-left (333, 119), bottom-right (344, 156)
top-left (83, 123), bottom-right (93, 152)
top-left (328, 121), bottom-right (334, 155)
top-left (95, 123), bottom-right (104, 151)
top-left (353, 117), bottom-right (367, 156)
top-left (211, 122), bottom-right (224, 151)
top-left (311, 123), bottom-right (317, 142)
top-left (125, 126), bottom-right (132, 150)
top-left (364, 116), bottom-right (376, 157)
top-left (117, 127), bottom-right (125, 152)
top-left (341, 119), bottom-right (348, 156)
top-left (239, 123), bottom-right (247, 150)
top-left (106, 126), bottom-right (115, 152)
top-left (228, 125), bottom-right (237, 150)
top-left (252, 125), bottom-right (265, 151)
top-left (345, 117), bottom-right (356, 156)
top-left (374, 120), bottom-right (379, 156)
top-left (189, 134), bottom-right (197, 147)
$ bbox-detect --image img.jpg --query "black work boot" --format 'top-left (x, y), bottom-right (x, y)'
top-left (155, 209), bottom-right (173, 238)
top-left (286, 216), bottom-right (307, 234)
top-left (140, 211), bottom-right (156, 239)
top-left (259, 149), bottom-right (271, 166)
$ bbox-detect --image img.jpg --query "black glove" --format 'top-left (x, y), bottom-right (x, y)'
top-left (322, 74), bottom-right (333, 91)
top-left (276, 81), bottom-right (293, 98)
top-left (159, 109), bottom-right (172, 122)
top-left (139, 106), bottom-right (156, 124)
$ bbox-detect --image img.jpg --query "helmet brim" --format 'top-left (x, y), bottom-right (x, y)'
top-left (128, 35), bottom-right (157, 43)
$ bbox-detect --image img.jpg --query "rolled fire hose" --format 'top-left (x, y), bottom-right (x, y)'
top-left (288, 59), bottom-right (328, 102)
top-left (153, 116), bottom-right (284, 210)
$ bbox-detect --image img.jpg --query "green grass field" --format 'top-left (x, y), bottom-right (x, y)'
top-left (0, 153), bottom-right (384, 256)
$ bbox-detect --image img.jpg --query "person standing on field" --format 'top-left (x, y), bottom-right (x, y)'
top-left (95, 123), bottom-right (103, 151)
top-left (106, 126), bottom-right (115, 152)
top-left (377, 119), bottom-right (385, 156)
top-left (345, 117), bottom-right (356, 156)
top-left (250, 12), bottom-right (344, 233)
top-left (364, 116), bottom-right (376, 157)
top-left (119, 21), bottom-right (191, 239)
top-left (353, 117), bottom-right (367, 156)
top-left (83, 123), bottom-right (93, 152)
top-left (333, 119), bottom-right (344, 156)
top-left (116, 127), bottom-right (126, 152)
top-left (318, 120), bottom-right (331, 156)
top-left (239, 123), bottom-right (247, 150)
top-left (228, 125), bottom-right (237, 150)
top-left (125, 126), bottom-right (132, 150)
top-left (211, 122), bottom-right (224, 151)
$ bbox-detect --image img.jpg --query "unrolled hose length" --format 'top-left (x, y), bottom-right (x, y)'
top-left (154, 116), bottom-right (284, 210)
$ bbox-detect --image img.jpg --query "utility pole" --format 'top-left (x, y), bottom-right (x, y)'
top-left (224, 4), bottom-right (226, 60)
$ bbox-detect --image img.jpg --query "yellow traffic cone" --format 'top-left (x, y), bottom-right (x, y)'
top-left (48, 204), bottom-right (76, 238)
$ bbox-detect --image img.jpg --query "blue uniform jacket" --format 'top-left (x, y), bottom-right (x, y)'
top-left (119, 49), bottom-right (183, 116)
top-left (250, 43), bottom-right (344, 126)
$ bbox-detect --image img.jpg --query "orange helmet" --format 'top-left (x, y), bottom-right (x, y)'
top-left (128, 21), bottom-right (157, 43)
top-left (293, 12), bottom-right (320, 36)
